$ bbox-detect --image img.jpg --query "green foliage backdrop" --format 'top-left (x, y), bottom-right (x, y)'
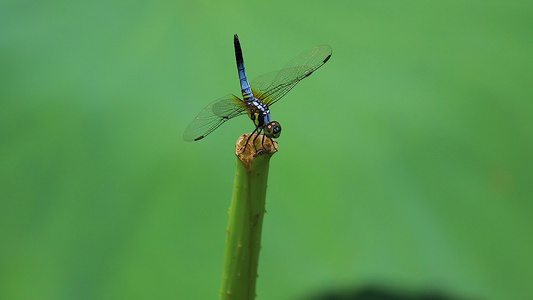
top-left (1, 1), bottom-right (532, 299)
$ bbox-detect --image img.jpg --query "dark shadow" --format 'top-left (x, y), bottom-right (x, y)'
top-left (303, 285), bottom-right (480, 300)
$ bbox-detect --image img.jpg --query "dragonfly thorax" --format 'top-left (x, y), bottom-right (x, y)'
top-left (246, 100), bottom-right (282, 138)
top-left (247, 100), bottom-right (270, 127)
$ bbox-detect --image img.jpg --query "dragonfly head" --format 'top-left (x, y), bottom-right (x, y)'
top-left (264, 121), bottom-right (281, 139)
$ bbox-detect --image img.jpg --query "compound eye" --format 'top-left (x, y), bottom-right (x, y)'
top-left (264, 121), bottom-right (281, 138)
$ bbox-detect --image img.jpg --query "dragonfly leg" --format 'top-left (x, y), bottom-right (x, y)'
top-left (252, 128), bottom-right (262, 151)
top-left (242, 127), bottom-right (259, 153)
top-left (268, 137), bottom-right (278, 151)
top-left (241, 127), bottom-right (276, 154)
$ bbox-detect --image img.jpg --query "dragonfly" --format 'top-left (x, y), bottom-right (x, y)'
top-left (183, 34), bottom-right (332, 150)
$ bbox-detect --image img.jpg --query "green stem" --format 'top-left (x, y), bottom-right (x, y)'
top-left (220, 134), bottom-right (278, 300)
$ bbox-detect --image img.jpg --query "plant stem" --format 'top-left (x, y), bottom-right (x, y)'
top-left (220, 134), bottom-right (278, 300)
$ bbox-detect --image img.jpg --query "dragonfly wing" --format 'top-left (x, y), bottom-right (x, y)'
top-left (183, 94), bottom-right (247, 141)
top-left (251, 44), bottom-right (332, 106)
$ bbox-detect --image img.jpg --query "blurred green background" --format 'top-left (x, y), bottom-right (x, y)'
top-left (1, 1), bottom-right (532, 299)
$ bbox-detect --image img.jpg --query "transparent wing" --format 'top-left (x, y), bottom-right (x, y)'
top-left (183, 94), bottom-right (248, 141)
top-left (251, 45), bottom-right (332, 106)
